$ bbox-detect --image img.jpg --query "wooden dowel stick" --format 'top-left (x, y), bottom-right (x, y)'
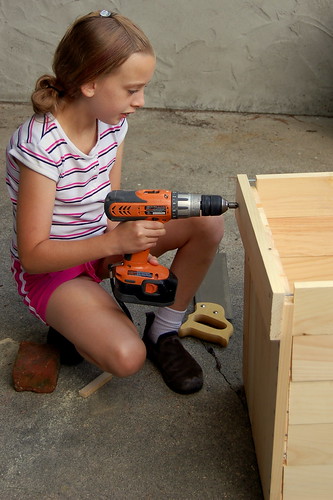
top-left (79, 371), bottom-right (113, 398)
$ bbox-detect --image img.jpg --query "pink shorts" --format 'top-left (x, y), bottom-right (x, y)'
top-left (11, 258), bottom-right (103, 324)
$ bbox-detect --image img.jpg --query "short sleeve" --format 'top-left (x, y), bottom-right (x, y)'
top-left (8, 142), bottom-right (60, 182)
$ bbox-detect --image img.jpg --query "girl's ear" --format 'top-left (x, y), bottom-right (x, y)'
top-left (81, 80), bottom-right (97, 97)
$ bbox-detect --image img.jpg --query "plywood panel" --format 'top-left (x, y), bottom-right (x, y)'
top-left (280, 256), bottom-right (333, 285)
top-left (289, 380), bottom-right (333, 425)
top-left (243, 256), bottom-right (278, 498)
top-left (242, 256), bottom-right (255, 414)
top-left (292, 335), bottom-right (333, 381)
top-left (287, 424), bottom-right (333, 465)
top-left (270, 302), bottom-right (294, 500)
top-left (267, 217), bottom-right (333, 257)
top-left (293, 282), bottom-right (333, 336)
top-left (283, 465), bottom-right (333, 500)
top-left (256, 172), bottom-right (333, 218)
top-left (243, 258), bottom-right (293, 500)
top-left (236, 175), bottom-right (288, 340)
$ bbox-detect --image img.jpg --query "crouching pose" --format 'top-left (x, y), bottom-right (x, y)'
top-left (6, 11), bottom-right (224, 394)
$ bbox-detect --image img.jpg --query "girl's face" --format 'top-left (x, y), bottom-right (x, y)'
top-left (82, 52), bottom-right (156, 124)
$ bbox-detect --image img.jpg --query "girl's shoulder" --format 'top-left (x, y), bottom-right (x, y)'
top-left (13, 113), bottom-right (60, 147)
top-left (7, 113), bottom-right (64, 181)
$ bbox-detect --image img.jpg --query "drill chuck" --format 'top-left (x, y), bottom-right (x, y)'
top-left (171, 193), bottom-right (238, 218)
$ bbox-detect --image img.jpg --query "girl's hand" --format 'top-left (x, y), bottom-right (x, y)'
top-left (147, 253), bottom-right (159, 266)
top-left (108, 220), bottom-right (166, 255)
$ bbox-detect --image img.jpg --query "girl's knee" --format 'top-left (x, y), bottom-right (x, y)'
top-left (115, 340), bottom-right (146, 377)
top-left (193, 215), bottom-right (224, 245)
top-left (98, 337), bottom-right (146, 377)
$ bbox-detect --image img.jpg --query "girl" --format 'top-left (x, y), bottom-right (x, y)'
top-left (6, 11), bottom-right (224, 394)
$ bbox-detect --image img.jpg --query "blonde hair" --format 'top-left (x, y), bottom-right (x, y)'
top-left (31, 11), bottom-right (154, 114)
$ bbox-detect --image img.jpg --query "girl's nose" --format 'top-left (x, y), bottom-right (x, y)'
top-left (132, 89), bottom-right (145, 108)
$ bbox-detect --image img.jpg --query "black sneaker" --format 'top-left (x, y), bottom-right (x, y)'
top-left (47, 327), bottom-right (84, 366)
top-left (142, 312), bottom-right (203, 394)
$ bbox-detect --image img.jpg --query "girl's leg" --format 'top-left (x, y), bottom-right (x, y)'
top-left (142, 215), bottom-right (224, 394)
top-left (45, 276), bottom-right (146, 377)
top-left (152, 215), bottom-right (224, 310)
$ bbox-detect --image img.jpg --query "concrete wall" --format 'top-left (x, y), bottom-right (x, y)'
top-left (1, 0), bottom-right (333, 115)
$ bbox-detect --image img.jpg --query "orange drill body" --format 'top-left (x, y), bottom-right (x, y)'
top-left (104, 189), bottom-right (237, 306)
top-left (107, 189), bottom-right (173, 222)
top-left (105, 190), bottom-right (177, 306)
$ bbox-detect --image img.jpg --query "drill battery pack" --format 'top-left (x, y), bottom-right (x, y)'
top-left (111, 270), bottom-right (178, 307)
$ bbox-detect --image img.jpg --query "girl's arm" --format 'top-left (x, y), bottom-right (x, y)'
top-left (16, 158), bottom-right (165, 274)
top-left (109, 140), bottom-right (124, 191)
top-left (16, 162), bottom-right (116, 273)
top-left (106, 141), bottom-right (124, 232)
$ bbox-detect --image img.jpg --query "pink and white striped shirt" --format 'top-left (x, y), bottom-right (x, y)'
top-left (6, 112), bottom-right (128, 261)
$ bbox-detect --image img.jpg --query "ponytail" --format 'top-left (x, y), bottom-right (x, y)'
top-left (31, 75), bottom-right (65, 115)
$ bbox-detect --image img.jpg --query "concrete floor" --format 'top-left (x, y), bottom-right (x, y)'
top-left (1, 103), bottom-right (333, 499)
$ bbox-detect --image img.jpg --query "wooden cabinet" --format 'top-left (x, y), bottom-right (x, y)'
top-left (236, 173), bottom-right (333, 500)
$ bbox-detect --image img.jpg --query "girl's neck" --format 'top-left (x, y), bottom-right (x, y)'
top-left (54, 100), bottom-right (98, 155)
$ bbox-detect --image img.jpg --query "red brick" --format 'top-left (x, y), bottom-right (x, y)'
top-left (13, 341), bottom-right (60, 393)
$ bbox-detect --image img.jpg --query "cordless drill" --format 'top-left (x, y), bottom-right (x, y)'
top-left (104, 189), bottom-right (238, 306)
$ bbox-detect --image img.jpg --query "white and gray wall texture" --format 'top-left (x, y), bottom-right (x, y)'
top-left (1, 0), bottom-right (333, 116)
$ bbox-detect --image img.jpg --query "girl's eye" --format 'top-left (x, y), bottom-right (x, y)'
top-left (128, 90), bottom-right (138, 95)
